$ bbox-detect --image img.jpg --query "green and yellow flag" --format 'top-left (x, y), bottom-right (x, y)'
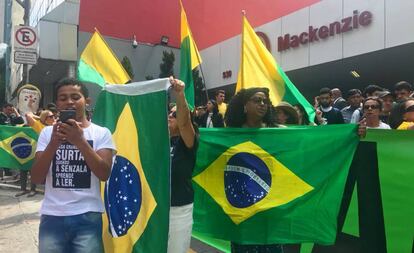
top-left (78, 29), bottom-right (131, 86)
top-left (236, 15), bottom-right (315, 121)
top-left (193, 125), bottom-right (358, 245)
top-left (93, 79), bottom-right (170, 253)
top-left (0, 125), bottom-right (38, 170)
top-left (179, 0), bottom-right (202, 109)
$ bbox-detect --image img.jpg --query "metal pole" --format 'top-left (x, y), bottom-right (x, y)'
top-left (21, 0), bottom-right (31, 84)
top-left (3, 0), bottom-right (12, 102)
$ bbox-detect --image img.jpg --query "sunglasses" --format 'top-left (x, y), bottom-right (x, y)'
top-left (168, 111), bottom-right (177, 118)
top-left (249, 97), bottom-right (270, 105)
top-left (404, 105), bottom-right (414, 113)
top-left (363, 104), bottom-right (380, 110)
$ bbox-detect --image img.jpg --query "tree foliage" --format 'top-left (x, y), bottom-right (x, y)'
top-left (159, 50), bottom-right (175, 78)
top-left (121, 56), bottom-right (134, 80)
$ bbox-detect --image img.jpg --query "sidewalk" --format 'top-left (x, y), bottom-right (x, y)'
top-left (0, 185), bottom-right (221, 253)
top-left (0, 185), bottom-right (42, 253)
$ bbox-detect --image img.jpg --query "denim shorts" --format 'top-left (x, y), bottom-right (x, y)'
top-left (39, 212), bottom-right (103, 253)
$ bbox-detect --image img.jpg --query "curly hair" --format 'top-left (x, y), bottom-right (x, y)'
top-left (224, 88), bottom-right (275, 127)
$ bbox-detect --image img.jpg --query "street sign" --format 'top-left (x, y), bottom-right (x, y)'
top-left (14, 26), bottom-right (38, 52)
top-left (13, 26), bottom-right (38, 65)
top-left (14, 51), bottom-right (37, 65)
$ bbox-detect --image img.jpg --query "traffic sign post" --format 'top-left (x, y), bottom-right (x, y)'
top-left (13, 26), bottom-right (38, 65)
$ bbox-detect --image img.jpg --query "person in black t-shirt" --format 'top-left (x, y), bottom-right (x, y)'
top-left (168, 77), bottom-right (199, 253)
top-left (314, 88), bottom-right (345, 125)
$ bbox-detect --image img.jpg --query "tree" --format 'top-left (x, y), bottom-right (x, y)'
top-left (193, 68), bottom-right (207, 106)
top-left (159, 50), bottom-right (175, 78)
top-left (121, 56), bottom-right (134, 80)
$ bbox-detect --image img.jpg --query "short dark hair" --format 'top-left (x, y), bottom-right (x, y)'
top-left (215, 90), bottom-right (225, 96)
top-left (363, 97), bottom-right (383, 112)
top-left (55, 78), bottom-right (89, 100)
top-left (2, 102), bottom-right (13, 109)
top-left (319, 88), bottom-right (331, 96)
top-left (346, 89), bottom-right (362, 99)
top-left (394, 81), bottom-right (413, 92)
top-left (363, 85), bottom-right (383, 97)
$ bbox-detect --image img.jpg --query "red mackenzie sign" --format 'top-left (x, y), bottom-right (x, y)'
top-left (278, 10), bottom-right (372, 52)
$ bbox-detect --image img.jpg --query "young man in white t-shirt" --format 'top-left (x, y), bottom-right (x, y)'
top-left (31, 78), bottom-right (116, 253)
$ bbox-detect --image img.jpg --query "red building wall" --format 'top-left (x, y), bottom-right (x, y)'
top-left (79, 0), bottom-right (320, 50)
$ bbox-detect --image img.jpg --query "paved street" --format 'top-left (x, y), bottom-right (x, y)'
top-left (0, 183), bottom-right (222, 253)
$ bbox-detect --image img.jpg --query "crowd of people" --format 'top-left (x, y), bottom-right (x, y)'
top-left (1, 77), bottom-right (414, 253)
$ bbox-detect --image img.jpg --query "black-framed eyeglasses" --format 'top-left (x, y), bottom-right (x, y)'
top-left (404, 105), bottom-right (414, 113)
top-left (363, 104), bottom-right (380, 110)
top-left (249, 97), bottom-right (269, 105)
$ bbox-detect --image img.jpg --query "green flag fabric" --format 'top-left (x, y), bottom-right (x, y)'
top-left (193, 125), bottom-right (359, 245)
top-left (0, 125), bottom-right (38, 170)
top-left (341, 129), bottom-right (414, 253)
top-left (92, 79), bottom-right (170, 253)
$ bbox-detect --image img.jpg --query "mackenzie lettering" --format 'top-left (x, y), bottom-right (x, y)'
top-left (277, 10), bottom-right (372, 52)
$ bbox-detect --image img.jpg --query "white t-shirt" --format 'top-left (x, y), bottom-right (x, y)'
top-left (36, 123), bottom-right (115, 216)
top-left (367, 121), bottom-right (391, 129)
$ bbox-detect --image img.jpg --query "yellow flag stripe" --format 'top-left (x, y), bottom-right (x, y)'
top-left (193, 141), bottom-right (313, 225)
top-left (102, 103), bottom-right (157, 252)
top-left (80, 29), bottom-right (131, 84)
top-left (236, 16), bottom-right (285, 105)
top-left (180, 0), bottom-right (202, 69)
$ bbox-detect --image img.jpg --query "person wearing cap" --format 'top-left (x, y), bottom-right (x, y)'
top-left (273, 101), bottom-right (299, 125)
top-left (341, 89), bottom-right (362, 123)
top-left (378, 90), bottom-right (394, 124)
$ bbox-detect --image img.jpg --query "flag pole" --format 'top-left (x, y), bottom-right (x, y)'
top-left (240, 10), bottom-right (246, 88)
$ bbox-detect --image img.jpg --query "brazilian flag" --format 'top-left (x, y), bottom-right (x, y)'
top-left (193, 125), bottom-right (359, 245)
top-left (93, 79), bottom-right (170, 253)
top-left (0, 125), bottom-right (38, 170)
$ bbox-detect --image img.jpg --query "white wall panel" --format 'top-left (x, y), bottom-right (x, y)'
top-left (39, 21), bottom-right (59, 60)
top-left (59, 23), bottom-right (77, 61)
top-left (309, 0), bottom-right (343, 65)
top-left (280, 7), bottom-right (310, 71)
top-left (219, 35), bottom-right (240, 86)
top-left (200, 45), bottom-right (221, 89)
top-left (385, 0), bottom-right (414, 48)
top-left (257, 19), bottom-right (282, 66)
top-left (343, 0), bottom-right (385, 58)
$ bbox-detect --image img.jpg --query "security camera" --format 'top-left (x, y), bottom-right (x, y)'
top-left (132, 35), bottom-right (138, 49)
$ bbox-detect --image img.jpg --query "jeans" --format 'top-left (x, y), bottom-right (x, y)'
top-left (39, 212), bottom-right (103, 253)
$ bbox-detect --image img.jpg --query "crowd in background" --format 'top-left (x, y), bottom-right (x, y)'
top-left (191, 80), bottom-right (414, 131)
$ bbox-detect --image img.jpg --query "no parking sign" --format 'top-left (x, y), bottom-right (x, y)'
top-left (13, 26), bottom-right (38, 64)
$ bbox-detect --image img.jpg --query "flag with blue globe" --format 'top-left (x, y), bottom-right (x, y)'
top-left (93, 79), bottom-right (170, 253)
top-left (0, 126), bottom-right (38, 170)
top-left (193, 126), bottom-right (359, 245)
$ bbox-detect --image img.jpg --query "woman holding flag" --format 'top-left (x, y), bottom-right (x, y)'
top-left (225, 87), bottom-right (286, 253)
top-left (168, 77), bottom-right (199, 253)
